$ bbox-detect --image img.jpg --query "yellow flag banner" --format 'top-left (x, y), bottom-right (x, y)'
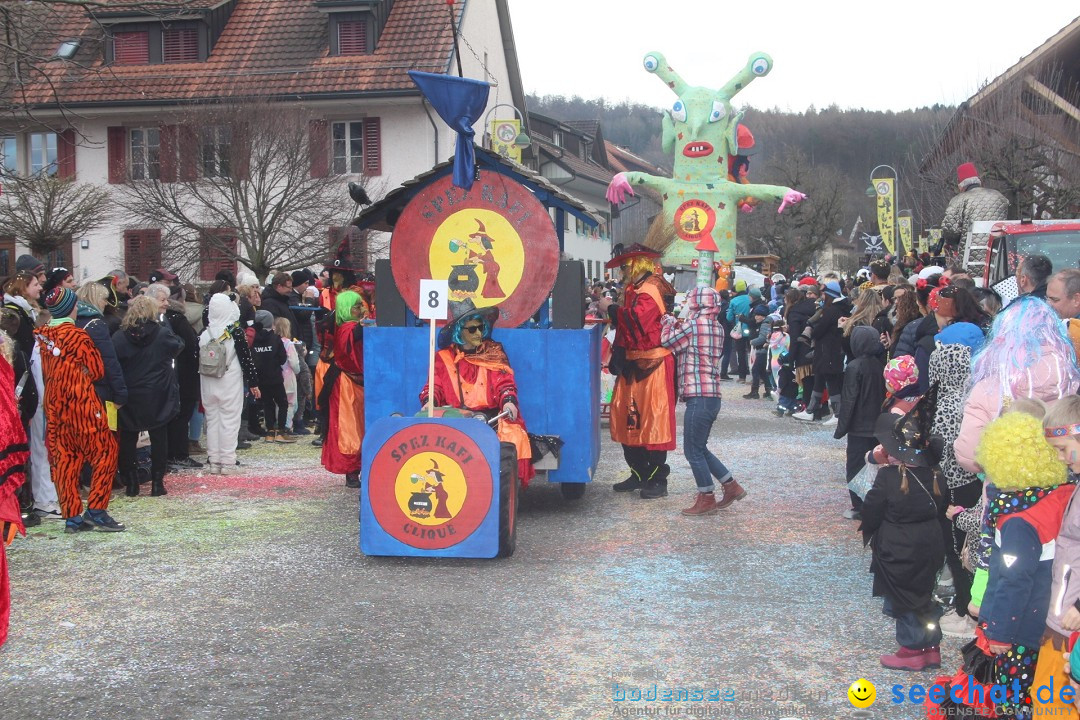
top-left (490, 119), bottom-right (522, 163)
top-left (874, 178), bottom-right (896, 255)
top-left (928, 227), bottom-right (943, 254)
top-left (897, 215), bottom-right (913, 256)
top-left (918, 232), bottom-right (930, 255)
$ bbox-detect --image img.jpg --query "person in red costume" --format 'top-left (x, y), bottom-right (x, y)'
top-left (599, 244), bottom-right (677, 499)
top-left (420, 305), bottom-right (534, 488)
top-left (320, 289), bottom-right (370, 488)
top-left (0, 329), bottom-right (29, 648)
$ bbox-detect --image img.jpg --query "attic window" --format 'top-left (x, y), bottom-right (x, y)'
top-left (54, 40), bottom-right (80, 60)
top-left (113, 31), bottom-right (149, 65)
top-left (329, 13), bottom-right (371, 56)
top-left (163, 28), bottom-right (199, 63)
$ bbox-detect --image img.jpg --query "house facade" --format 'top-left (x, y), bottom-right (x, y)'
top-left (0, 0), bottom-right (529, 283)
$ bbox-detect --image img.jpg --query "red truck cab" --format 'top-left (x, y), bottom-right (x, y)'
top-left (982, 219), bottom-right (1080, 301)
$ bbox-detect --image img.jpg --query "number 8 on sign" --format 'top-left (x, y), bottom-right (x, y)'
top-left (418, 279), bottom-right (449, 320)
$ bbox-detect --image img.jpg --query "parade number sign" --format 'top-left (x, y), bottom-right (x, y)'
top-left (390, 169), bottom-right (560, 328)
top-left (362, 418), bottom-right (500, 557)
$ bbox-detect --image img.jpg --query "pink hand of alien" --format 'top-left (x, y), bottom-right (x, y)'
top-left (739, 202), bottom-right (754, 214)
top-left (606, 173), bottom-right (635, 205)
top-left (777, 190), bottom-right (808, 214)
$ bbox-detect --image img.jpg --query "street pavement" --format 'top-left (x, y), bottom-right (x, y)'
top-left (1, 392), bottom-right (959, 720)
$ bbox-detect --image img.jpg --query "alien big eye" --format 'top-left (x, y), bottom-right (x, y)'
top-left (671, 100), bottom-right (687, 123)
top-left (643, 55), bottom-right (659, 73)
top-left (751, 56), bottom-right (771, 75)
top-left (709, 101), bottom-right (727, 123)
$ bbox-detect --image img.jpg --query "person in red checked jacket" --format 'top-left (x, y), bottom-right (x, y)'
top-left (599, 244), bottom-right (677, 500)
top-left (0, 329), bottom-right (29, 647)
top-left (661, 286), bottom-right (746, 516)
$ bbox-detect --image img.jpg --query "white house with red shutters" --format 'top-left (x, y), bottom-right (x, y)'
top-left (0, 0), bottom-right (529, 284)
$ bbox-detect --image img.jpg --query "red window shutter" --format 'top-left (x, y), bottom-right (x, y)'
top-left (178, 125), bottom-right (198, 181)
top-left (107, 126), bottom-right (127, 184)
top-left (57, 129), bottom-right (76, 180)
top-left (309, 120), bottom-right (328, 178)
top-left (337, 20), bottom-right (367, 56)
top-left (162, 28), bottom-right (199, 63)
top-left (124, 229), bottom-right (162, 281)
top-left (363, 117), bottom-right (380, 176)
top-left (200, 229), bottom-right (237, 281)
top-left (159, 125), bottom-right (177, 183)
top-left (114, 31), bottom-right (149, 65)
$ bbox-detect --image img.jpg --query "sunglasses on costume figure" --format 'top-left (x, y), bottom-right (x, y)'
top-left (463, 324), bottom-right (484, 334)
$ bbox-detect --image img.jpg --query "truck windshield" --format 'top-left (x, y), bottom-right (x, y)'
top-left (1007, 230), bottom-right (1080, 275)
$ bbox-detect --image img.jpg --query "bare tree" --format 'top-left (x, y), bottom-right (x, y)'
top-left (1, 1), bottom-right (203, 131)
top-left (0, 172), bottom-right (110, 260)
top-left (118, 101), bottom-right (380, 282)
top-left (919, 62), bottom-right (1080, 222)
top-left (737, 146), bottom-right (846, 273)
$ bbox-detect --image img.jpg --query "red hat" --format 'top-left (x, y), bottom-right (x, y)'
top-left (605, 243), bottom-right (661, 269)
top-left (798, 277), bottom-right (818, 287)
top-left (736, 124), bottom-right (754, 151)
top-left (956, 162), bottom-right (980, 188)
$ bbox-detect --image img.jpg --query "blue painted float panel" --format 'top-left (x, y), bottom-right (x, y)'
top-left (363, 325), bottom-right (601, 484)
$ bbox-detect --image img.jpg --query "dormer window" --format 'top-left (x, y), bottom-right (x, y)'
top-left (107, 22), bottom-right (206, 65)
top-left (113, 31), bottom-right (150, 65)
top-left (330, 13), bottom-right (373, 56)
top-left (54, 40), bottom-right (80, 60)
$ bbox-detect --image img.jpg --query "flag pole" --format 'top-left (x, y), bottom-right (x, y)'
top-left (447, 0), bottom-right (463, 78)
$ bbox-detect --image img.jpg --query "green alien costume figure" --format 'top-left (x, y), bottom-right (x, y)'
top-left (606, 51), bottom-right (807, 287)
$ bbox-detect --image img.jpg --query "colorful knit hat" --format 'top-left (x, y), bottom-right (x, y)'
top-left (884, 355), bottom-right (918, 395)
top-left (44, 286), bottom-right (77, 318)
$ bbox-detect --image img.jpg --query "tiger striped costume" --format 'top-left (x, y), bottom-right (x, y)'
top-left (36, 322), bottom-right (117, 519)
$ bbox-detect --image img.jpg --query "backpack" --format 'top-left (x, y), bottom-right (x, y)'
top-left (199, 332), bottom-right (230, 378)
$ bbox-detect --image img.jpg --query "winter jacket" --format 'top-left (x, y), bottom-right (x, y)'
top-left (941, 185), bottom-right (1010, 253)
top-left (892, 314), bottom-right (924, 359)
top-left (726, 292), bottom-right (751, 337)
top-left (288, 289), bottom-right (319, 352)
top-left (260, 286), bottom-right (301, 339)
top-left (251, 327), bottom-right (287, 387)
top-left (164, 301), bottom-right (200, 403)
top-left (749, 317), bottom-right (772, 351)
top-left (75, 300), bottom-right (128, 406)
top-left (111, 319), bottom-right (183, 431)
top-left (834, 326), bottom-right (885, 440)
top-left (661, 287), bottom-right (724, 399)
top-left (786, 298), bottom-right (817, 367)
top-left (1047, 478), bottom-right (1080, 638)
top-left (810, 296), bottom-right (852, 375)
top-left (860, 464), bottom-right (944, 613)
top-left (911, 314), bottom-right (942, 396)
top-left (3, 294), bottom-right (38, 420)
top-left (929, 343), bottom-right (978, 490)
top-left (982, 484), bottom-right (1075, 648)
top-left (954, 349), bottom-right (1080, 473)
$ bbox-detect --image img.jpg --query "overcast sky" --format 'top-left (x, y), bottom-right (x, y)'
top-left (504, 1), bottom-right (1079, 112)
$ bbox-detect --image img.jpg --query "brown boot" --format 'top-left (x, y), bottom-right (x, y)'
top-left (681, 492), bottom-right (718, 516)
top-left (716, 479), bottom-right (747, 509)
top-left (276, 431), bottom-right (297, 444)
top-left (264, 431), bottom-right (277, 443)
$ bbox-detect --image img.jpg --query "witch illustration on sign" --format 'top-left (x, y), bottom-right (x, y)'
top-left (423, 460), bottom-right (453, 520)
top-left (465, 220), bottom-right (505, 299)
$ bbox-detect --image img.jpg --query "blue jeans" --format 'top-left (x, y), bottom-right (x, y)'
top-left (683, 396), bottom-right (732, 492)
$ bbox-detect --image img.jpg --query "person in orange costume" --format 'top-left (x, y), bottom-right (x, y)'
top-left (599, 244), bottom-right (677, 499)
top-left (419, 305), bottom-right (534, 488)
top-left (0, 329), bottom-right (29, 648)
top-left (321, 289), bottom-right (369, 488)
top-left (36, 287), bottom-right (124, 533)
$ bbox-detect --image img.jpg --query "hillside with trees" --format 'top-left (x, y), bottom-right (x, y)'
top-left (528, 94), bottom-right (956, 271)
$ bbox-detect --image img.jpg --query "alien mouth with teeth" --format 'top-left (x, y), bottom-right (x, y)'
top-left (606, 51), bottom-right (807, 288)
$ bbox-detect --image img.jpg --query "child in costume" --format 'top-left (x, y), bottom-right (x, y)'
top-left (860, 394), bottom-right (946, 671)
top-left (36, 287), bottom-right (124, 533)
top-left (978, 411), bottom-right (1073, 719)
top-left (1031, 395), bottom-right (1080, 719)
top-left (744, 304), bottom-right (773, 400)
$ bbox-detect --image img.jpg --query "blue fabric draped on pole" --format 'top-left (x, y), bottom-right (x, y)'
top-left (408, 71), bottom-right (490, 191)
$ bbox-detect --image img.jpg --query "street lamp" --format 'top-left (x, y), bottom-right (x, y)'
top-left (482, 103), bottom-right (531, 150)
